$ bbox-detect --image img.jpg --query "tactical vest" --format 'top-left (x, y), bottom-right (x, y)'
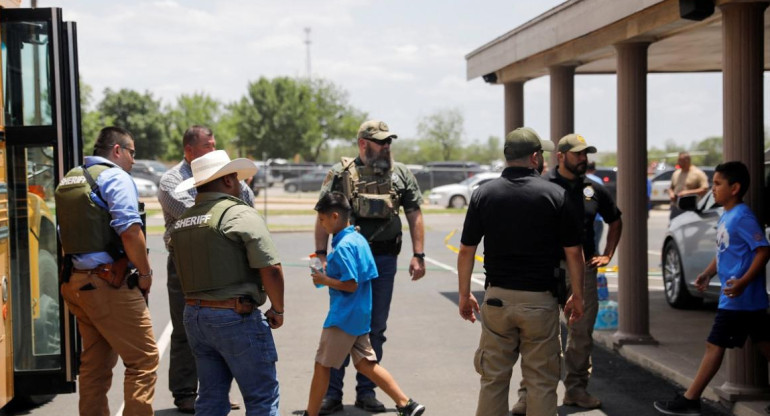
top-left (170, 196), bottom-right (263, 294)
top-left (337, 157), bottom-right (401, 220)
top-left (54, 164), bottom-right (123, 255)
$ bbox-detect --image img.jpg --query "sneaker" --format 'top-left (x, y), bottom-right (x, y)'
top-left (396, 398), bottom-right (425, 416)
top-left (173, 396), bottom-right (196, 414)
top-left (511, 396), bottom-right (526, 415)
top-left (653, 393), bottom-right (701, 416)
top-left (319, 397), bottom-right (343, 415)
top-left (355, 396), bottom-right (386, 413)
top-left (563, 389), bottom-right (602, 409)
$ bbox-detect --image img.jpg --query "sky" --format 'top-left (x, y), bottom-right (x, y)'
top-left (43, 0), bottom-right (770, 153)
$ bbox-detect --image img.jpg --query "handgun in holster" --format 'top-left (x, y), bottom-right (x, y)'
top-left (552, 267), bottom-right (568, 307)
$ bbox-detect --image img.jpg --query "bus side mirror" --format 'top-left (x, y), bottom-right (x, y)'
top-left (678, 195), bottom-right (698, 211)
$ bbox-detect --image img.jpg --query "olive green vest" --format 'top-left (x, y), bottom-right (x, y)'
top-left (170, 195), bottom-right (262, 294)
top-left (54, 164), bottom-right (123, 255)
top-left (339, 157), bottom-right (401, 221)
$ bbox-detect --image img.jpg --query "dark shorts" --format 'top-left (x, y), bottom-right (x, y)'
top-left (707, 309), bottom-right (770, 348)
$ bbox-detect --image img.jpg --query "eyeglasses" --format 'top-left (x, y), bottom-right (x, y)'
top-left (365, 137), bottom-right (393, 146)
top-left (119, 145), bottom-right (136, 158)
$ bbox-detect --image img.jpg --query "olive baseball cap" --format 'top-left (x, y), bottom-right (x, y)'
top-left (558, 133), bottom-right (597, 153)
top-left (358, 120), bottom-right (398, 141)
top-left (504, 127), bottom-right (554, 159)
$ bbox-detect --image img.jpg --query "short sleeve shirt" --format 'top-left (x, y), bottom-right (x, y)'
top-left (461, 167), bottom-right (581, 291)
top-left (715, 203), bottom-right (769, 310)
top-left (185, 192), bottom-right (280, 302)
top-left (323, 226), bottom-right (379, 335)
top-left (670, 166), bottom-right (708, 195)
top-left (319, 157), bottom-right (422, 242)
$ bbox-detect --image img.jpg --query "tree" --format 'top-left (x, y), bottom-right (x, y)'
top-left (79, 80), bottom-right (113, 155)
top-left (231, 77), bottom-right (363, 161)
top-left (165, 92), bottom-right (223, 159)
top-left (98, 88), bottom-right (168, 159)
top-left (692, 136), bottom-right (722, 166)
top-left (416, 108), bottom-right (464, 161)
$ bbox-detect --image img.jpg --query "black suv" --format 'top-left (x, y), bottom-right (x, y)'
top-left (413, 161), bottom-right (484, 191)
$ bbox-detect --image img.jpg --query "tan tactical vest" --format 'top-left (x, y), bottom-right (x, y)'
top-left (54, 164), bottom-right (123, 255)
top-left (339, 157), bottom-right (401, 220)
top-left (170, 196), bottom-right (263, 294)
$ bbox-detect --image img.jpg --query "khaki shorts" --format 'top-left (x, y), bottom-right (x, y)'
top-left (316, 326), bottom-right (377, 369)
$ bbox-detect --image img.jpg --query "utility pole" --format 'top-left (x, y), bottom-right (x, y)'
top-left (304, 27), bottom-right (311, 80)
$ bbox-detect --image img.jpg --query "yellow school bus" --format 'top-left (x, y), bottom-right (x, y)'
top-left (0, 2), bottom-right (82, 407)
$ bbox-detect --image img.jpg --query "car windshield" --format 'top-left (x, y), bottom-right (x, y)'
top-left (147, 161), bottom-right (168, 173)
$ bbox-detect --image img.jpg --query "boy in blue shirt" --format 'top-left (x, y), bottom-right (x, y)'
top-left (654, 161), bottom-right (770, 416)
top-left (303, 192), bottom-right (425, 416)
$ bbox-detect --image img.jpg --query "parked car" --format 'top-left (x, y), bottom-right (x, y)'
top-left (427, 172), bottom-right (500, 208)
top-left (413, 161), bottom-right (484, 191)
top-left (132, 176), bottom-right (158, 197)
top-left (591, 167), bottom-right (617, 200)
top-left (247, 161), bottom-right (279, 196)
top-left (283, 171), bottom-right (328, 193)
top-left (661, 192), bottom-right (770, 309)
top-left (132, 159), bottom-right (168, 185)
top-left (650, 167), bottom-right (715, 207)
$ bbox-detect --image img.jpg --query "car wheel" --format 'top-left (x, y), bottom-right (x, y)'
top-left (662, 240), bottom-right (702, 309)
top-left (285, 183), bottom-right (298, 193)
top-left (448, 195), bottom-right (466, 209)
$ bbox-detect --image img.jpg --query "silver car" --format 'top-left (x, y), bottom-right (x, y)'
top-left (427, 172), bottom-right (500, 208)
top-left (661, 192), bottom-right (770, 308)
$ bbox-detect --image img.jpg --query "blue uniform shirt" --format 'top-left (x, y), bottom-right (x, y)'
top-left (72, 156), bottom-right (142, 269)
top-left (716, 203), bottom-right (769, 310)
top-left (323, 225), bottom-right (379, 336)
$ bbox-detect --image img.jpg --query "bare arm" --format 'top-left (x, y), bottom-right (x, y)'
top-left (260, 264), bottom-right (285, 329)
top-left (405, 208), bottom-right (426, 280)
top-left (724, 246), bottom-right (770, 297)
top-left (311, 271), bottom-right (358, 292)
top-left (588, 218), bottom-right (622, 268)
top-left (562, 245), bottom-right (585, 325)
top-left (120, 224), bottom-right (152, 291)
top-left (314, 217), bottom-right (330, 265)
top-left (694, 257), bottom-right (717, 292)
top-left (457, 243), bottom-right (480, 323)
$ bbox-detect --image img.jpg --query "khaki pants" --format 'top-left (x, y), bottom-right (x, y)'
top-left (563, 266), bottom-right (599, 394)
top-left (474, 286), bottom-right (560, 416)
top-left (61, 271), bottom-right (159, 416)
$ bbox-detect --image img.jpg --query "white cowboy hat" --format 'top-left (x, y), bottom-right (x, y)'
top-left (175, 150), bottom-right (256, 193)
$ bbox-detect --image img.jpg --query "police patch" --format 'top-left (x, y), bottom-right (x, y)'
top-left (391, 173), bottom-right (399, 183)
top-left (583, 186), bottom-right (595, 199)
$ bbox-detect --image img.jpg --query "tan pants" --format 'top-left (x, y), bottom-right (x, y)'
top-left (563, 266), bottom-right (599, 394)
top-left (61, 271), bottom-right (159, 416)
top-left (474, 286), bottom-right (560, 416)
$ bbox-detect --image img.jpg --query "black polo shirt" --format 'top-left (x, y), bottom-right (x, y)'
top-left (545, 167), bottom-right (621, 258)
top-left (460, 166), bottom-right (582, 292)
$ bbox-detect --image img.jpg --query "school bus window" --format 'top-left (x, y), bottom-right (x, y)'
top-left (1, 20), bottom-right (54, 127)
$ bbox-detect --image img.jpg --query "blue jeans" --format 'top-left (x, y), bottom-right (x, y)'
top-left (183, 305), bottom-right (279, 416)
top-left (327, 254), bottom-right (397, 400)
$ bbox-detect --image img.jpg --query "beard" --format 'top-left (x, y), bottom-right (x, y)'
top-left (536, 153), bottom-right (545, 174)
top-left (364, 142), bottom-right (392, 173)
top-left (564, 157), bottom-right (587, 176)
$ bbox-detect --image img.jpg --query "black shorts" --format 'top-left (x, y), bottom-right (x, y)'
top-left (707, 309), bottom-right (770, 348)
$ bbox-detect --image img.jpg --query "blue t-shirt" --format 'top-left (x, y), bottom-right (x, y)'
top-left (715, 203), bottom-right (769, 310)
top-left (323, 225), bottom-right (379, 336)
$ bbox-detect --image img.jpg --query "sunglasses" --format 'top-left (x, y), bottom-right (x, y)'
top-left (365, 137), bottom-right (393, 146)
top-left (119, 145), bottom-right (136, 158)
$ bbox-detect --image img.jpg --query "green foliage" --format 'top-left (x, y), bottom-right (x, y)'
top-left (417, 108), bottom-right (464, 161)
top-left (165, 92), bottom-right (223, 159)
top-left (98, 88), bottom-right (168, 159)
top-left (230, 77), bottom-right (363, 161)
top-left (79, 79), bottom-right (113, 155)
top-left (692, 136), bottom-right (722, 166)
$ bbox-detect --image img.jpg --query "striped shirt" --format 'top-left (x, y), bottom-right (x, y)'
top-left (157, 159), bottom-right (254, 248)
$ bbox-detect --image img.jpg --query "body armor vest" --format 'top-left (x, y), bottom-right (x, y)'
top-left (338, 157), bottom-right (401, 220)
top-left (54, 164), bottom-right (123, 255)
top-left (170, 195), bottom-right (263, 294)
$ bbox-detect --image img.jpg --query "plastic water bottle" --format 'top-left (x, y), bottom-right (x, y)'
top-left (309, 253), bottom-right (324, 288)
top-left (594, 300), bottom-right (618, 330)
top-left (596, 273), bottom-right (609, 301)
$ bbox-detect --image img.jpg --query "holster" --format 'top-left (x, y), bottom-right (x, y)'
top-left (234, 297), bottom-right (256, 315)
top-left (60, 254), bottom-right (73, 283)
top-left (552, 267), bottom-right (567, 307)
top-left (95, 256), bottom-right (131, 288)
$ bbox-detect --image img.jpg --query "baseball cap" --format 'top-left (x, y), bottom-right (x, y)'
top-left (358, 120), bottom-right (397, 141)
top-left (558, 133), bottom-right (597, 153)
top-left (504, 127), bottom-right (554, 159)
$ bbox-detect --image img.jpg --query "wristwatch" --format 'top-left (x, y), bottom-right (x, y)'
top-left (413, 253), bottom-right (425, 259)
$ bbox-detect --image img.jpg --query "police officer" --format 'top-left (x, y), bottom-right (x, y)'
top-left (458, 127), bottom-right (585, 416)
top-left (513, 133), bottom-right (622, 414)
top-left (55, 127), bottom-right (158, 416)
top-left (170, 150), bottom-right (285, 415)
top-left (314, 120), bottom-right (425, 414)
top-left (157, 125), bottom-right (252, 413)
